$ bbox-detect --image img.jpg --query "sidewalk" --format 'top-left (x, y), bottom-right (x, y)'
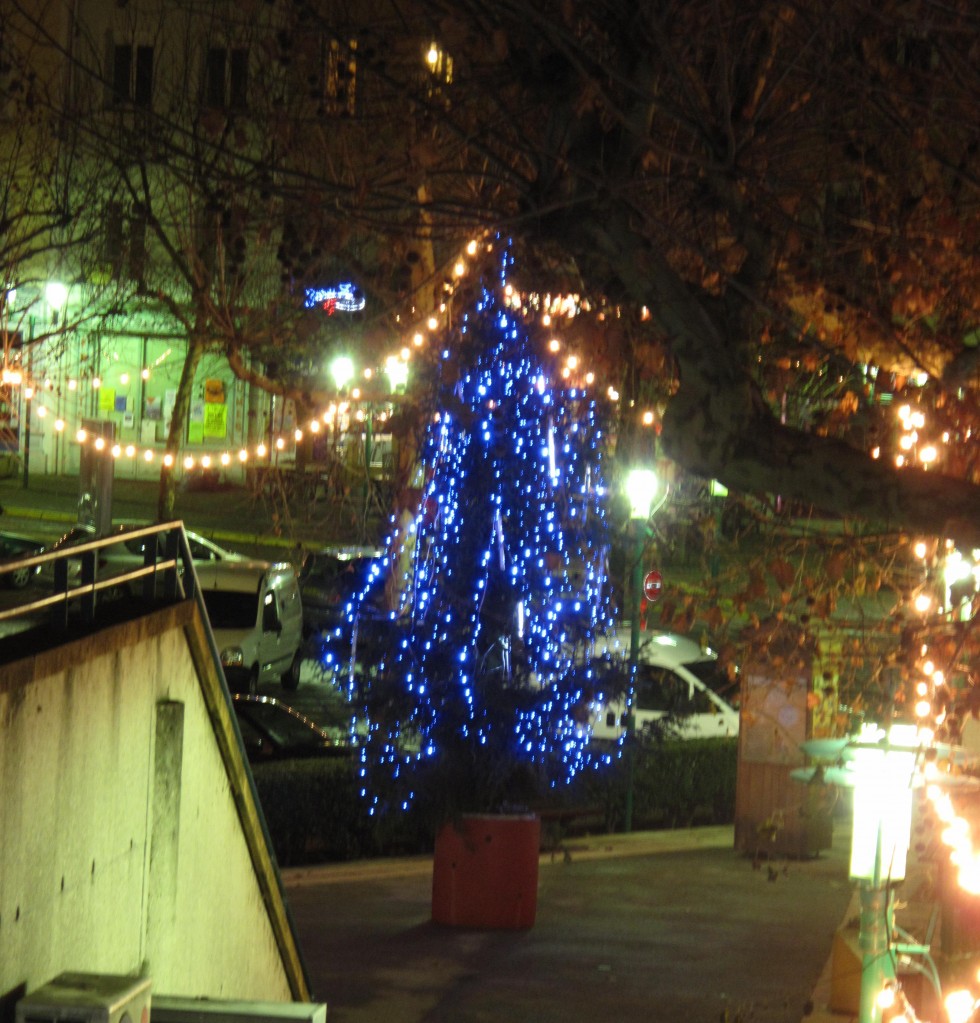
top-left (281, 822), bottom-right (948, 1023)
top-left (283, 825), bottom-right (859, 1023)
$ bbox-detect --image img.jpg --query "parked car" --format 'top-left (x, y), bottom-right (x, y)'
top-left (0, 530), bottom-right (46, 588)
top-left (43, 522), bottom-right (243, 586)
top-left (588, 629), bottom-right (740, 743)
top-left (232, 694), bottom-right (348, 761)
top-left (198, 559), bottom-right (305, 693)
top-left (298, 545), bottom-right (386, 636)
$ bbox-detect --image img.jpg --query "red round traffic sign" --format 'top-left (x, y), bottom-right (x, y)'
top-left (643, 570), bottom-right (664, 602)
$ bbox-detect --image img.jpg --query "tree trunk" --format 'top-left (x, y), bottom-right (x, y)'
top-left (157, 337), bottom-right (205, 521)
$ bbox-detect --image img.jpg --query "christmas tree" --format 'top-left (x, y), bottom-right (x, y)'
top-left (342, 247), bottom-right (623, 824)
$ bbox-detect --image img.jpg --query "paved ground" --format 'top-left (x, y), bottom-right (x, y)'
top-left (283, 825), bottom-right (859, 1023)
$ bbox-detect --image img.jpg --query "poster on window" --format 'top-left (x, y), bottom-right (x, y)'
top-left (203, 402), bottom-right (227, 439)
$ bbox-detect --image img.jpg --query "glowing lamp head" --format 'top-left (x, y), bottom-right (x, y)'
top-left (626, 467), bottom-right (659, 520)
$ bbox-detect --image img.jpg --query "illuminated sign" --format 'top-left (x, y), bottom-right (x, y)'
top-left (304, 282), bottom-right (366, 313)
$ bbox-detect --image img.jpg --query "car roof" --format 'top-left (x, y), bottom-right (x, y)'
top-left (196, 559), bottom-right (286, 592)
top-left (597, 628), bottom-right (716, 668)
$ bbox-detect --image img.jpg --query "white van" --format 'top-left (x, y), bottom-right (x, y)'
top-left (197, 560), bottom-right (304, 694)
top-left (588, 629), bottom-right (739, 742)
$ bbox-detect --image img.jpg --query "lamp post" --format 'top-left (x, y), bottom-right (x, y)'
top-left (848, 722), bottom-right (919, 1023)
top-left (623, 466), bottom-right (660, 833)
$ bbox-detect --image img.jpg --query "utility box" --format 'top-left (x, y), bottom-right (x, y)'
top-left (16, 973), bottom-right (151, 1023)
top-left (151, 996), bottom-right (326, 1023)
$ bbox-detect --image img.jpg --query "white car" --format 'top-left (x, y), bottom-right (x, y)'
top-left (45, 522), bottom-right (243, 584)
top-left (588, 629), bottom-right (739, 742)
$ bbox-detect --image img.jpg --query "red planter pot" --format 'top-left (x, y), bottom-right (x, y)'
top-left (431, 813), bottom-right (541, 929)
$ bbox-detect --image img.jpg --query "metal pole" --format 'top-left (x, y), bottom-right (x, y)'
top-left (624, 520), bottom-right (644, 833)
top-left (858, 882), bottom-right (896, 1023)
top-left (22, 316), bottom-right (33, 489)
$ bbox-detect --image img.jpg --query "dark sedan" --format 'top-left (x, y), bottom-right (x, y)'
top-left (0, 530), bottom-right (46, 588)
top-left (232, 694), bottom-right (350, 762)
top-left (298, 545), bottom-right (386, 636)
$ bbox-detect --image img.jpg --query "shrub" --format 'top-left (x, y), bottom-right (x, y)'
top-left (248, 738), bottom-right (738, 867)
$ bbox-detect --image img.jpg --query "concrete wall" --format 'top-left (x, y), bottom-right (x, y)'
top-left (0, 602), bottom-right (309, 1015)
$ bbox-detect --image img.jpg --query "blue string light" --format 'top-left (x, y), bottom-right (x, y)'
top-left (337, 246), bottom-right (621, 813)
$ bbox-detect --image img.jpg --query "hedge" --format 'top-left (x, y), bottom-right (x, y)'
top-left (249, 737), bottom-right (738, 867)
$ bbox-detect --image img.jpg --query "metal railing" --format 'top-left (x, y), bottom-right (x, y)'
top-left (0, 520), bottom-right (200, 629)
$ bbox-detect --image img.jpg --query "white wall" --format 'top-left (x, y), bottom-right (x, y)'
top-left (0, 603), bottom-right (308, 1007)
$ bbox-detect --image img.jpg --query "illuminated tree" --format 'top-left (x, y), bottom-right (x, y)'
top-left (346, 247), bottom-right (621, 821)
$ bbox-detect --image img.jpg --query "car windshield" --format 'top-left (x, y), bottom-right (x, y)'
top-left (201, 589), bottom-right (258, 629)
top-left (684, 658), bottom-right (739, 708)
top-left (237, 701), bottom-right (328, 750)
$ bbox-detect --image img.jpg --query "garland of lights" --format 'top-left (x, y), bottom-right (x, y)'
top-left (333, 245), bottom-right (623, 818)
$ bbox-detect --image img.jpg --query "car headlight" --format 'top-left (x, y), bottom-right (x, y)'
top-left (220, 646), bottom-right (244, 668)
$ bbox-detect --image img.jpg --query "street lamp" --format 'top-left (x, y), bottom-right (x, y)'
top-left (624, 466), bottom-right (661, 833)
top-left (330, 355), bottom-right (355, 392)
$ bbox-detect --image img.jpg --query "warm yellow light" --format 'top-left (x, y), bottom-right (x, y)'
top-left (163, 453), bottom-right (174, 468)
top-left (561, 367), bottom-right (571, 379)
top-left (453, 260), bottom-right (465, 277)
top-left (945, 989), bottom-right (977, 1023)
top-left (23, 385), bottom-right (33, 399)
top-left (94, 437), bottom-right (105, 451)
top-left (310, 419), bottom-right (320, 433)
top-left (183, 456), bottom-right (194, 470)
top-left (1, 368), bottom-right (21, 386)
top-left (413, 332), bottom-right (424, 347)
top-left (915, 699), bottom-right (932, 718)
top-left (351, 387), bottom-right (361, 400)
top-left (548, 338), bottom-right (561, 352)
top-left (642, 411), bottom-right (655, 426)
top-left (92, 376), bottom-right (101, 389)
top-left (238, 449), bottom-right (248, 462)
top-left (143, 450), bottom-right (154, 462)
top-left (125, 444), bottom-right (135, 457)
top-left (68, 378), bottom-right (77, 391)
top-left (920, 445), bottom-right (938, 464)
top-left (55, 419), bottom-right (65, 432)
top-left (466, 239), bottom-right (477, 255)
top-left (119, 373), bottom-right (129, 386)
top-left (141, 368), bottom-right (150, 380)
top-left (911, 411), bottom-right (926, 429)
top-left (110, 444), bottom-right (121, 458)
top-left (567, 355), bottom-right (579, 370)
top-left (914, 541), bottom-right (928, 560)
top-left (871, 446), bottom-right (880, 459)
top-left (200, 455), bottom-right (211, 469)
top-left (275, 437), bottom-right (285, 451)
top-left (220, 452), bottom-right (231, 466)
top-left (542, 314), bottom-right (552, 327)
top-left (427, 316), bottom-right (438, 331)
top-left (256, 443), bottom-right (267, 458)
top-left (36, 405), bottom-right (46, 417)
top-left (914, 593), bottom-right (933, 613)
top-left (295, 429), bottom-right (303, 442)
top-left (585, 372), bottom-right (595, 385)
top-left (877, 986), bottom-right (897, 1011)
top-left (895, 455), bottom-right (905, 467)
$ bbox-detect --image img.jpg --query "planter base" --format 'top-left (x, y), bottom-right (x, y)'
top-left (432, 813), bottom-right (540, 929)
